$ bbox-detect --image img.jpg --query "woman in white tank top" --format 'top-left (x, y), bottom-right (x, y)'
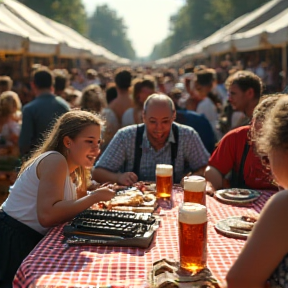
top-left (0, 110), bottom-right (115, 287)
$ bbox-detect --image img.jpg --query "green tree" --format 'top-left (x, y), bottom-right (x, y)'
top-left (17, 0), bottom-right (87, 35)
top-left (88, 5), bottom-right (135, 59)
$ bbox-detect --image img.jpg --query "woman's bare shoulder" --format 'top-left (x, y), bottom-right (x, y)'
top-left (257, 190), bottom-right (288, 234)
top-left (37, 152), bottom-right (68, 178)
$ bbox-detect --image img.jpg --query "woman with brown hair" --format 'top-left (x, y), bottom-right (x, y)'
top-left (0, 110), bottom-right (115, 287)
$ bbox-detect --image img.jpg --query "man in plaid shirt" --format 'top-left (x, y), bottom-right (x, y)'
top-left (93, 94), bottom-right (209, 185)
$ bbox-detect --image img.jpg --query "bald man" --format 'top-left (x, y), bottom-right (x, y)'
top-left (93, 94), bottom-right (209, 185)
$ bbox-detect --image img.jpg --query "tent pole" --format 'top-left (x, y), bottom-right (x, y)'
top-left (282, 43), bottom-right (287, 90)
top-left (211, 54), bottom-right (216, 68)
top-left (22, 39), bottom-right (28, 78)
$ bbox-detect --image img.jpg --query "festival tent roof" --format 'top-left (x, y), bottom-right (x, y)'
top-left (40, 16), bottom-right (132, 64)
top-left (230, 7), bottom-right (288, 52)
top-left (202, 0), bottom-right (288, 54)
top-left (180, 43), bottom-right (207, 60)
top-left (0, 3), bottom-right (57, 55)
top-left (2, 0), bottom-right (83, 57)
top-left (153, 0), bottom-right (287, 65)
top-left (0, 19), bottom-right (24, 52)
top-left (1, 0), bottom-right (131, 63)
top-left (40, 15), bottom-right (119, 61)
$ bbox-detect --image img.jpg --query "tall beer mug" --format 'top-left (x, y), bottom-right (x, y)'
top-left (178, 202), bottom-right (207, 273)
top-left (156, 164), bottom-right (173, 200)
top-left (184, 176), bottom-right (206, 205)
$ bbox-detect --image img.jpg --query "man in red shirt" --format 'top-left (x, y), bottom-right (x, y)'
top-left (206, 125), bottom-right (275, 190)
top-left (205, 72), bottom-right (277, 190)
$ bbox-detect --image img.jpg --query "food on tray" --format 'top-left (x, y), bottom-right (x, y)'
top-left (96, 183), bottom-right (157, 213)
top-left (110, 194), bottom-right (144, 207)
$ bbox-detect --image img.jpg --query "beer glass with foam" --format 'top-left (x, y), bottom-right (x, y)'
top-left (156, 164), bottom-right (173, 199)
top-left (184, 176), bottom-right (206, 205)
top-left (178, 202), bottom-right (207, 273)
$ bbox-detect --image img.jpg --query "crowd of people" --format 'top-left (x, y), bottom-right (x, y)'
top-left (0, 61), bottom-right (287, 287)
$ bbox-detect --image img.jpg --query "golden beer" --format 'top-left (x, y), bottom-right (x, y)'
top-left (156, 164), bottom-right (173, 199)
top-left (184, 176), bottom-right (206, 205)
top-left (178, 203), bottom-right (207, 273)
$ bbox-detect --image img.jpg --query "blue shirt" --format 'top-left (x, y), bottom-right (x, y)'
top-left (176, 109), bottom-right (216, 154)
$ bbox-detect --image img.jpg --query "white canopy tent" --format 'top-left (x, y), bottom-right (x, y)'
top-left (154, 42), bottom-right (206, 66)
top-left (2, 0), bottom-right (82, 57)
top-left (153, 0), bottom-right (287, 66)
top-left (230, 7), bottom-right (288, 52)
top-left (40, 15), bottom-right (132, 64)
top-left (1, 0), bottom-right (132, 64)
top-left (0, 3), bottom-right (57, 55)
top-left (180, 43), bottom-right (207, 61)
top-left (0, 21), bottom-right (24, 53)
top-left (202, 0), bottom-right (287, 54)
top-left (40, 15), bottom-right (123, 63)
top-left (201, 0), bottom-right (288, 55)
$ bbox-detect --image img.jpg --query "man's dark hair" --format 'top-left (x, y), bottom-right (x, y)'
top-left (195, 68), bottom-right (215, 87)
top-left (53, 69), bottom-right (69, 92)
top-left (106, 85), bottom-right (117, 104)
top-left (226, 70), bottom-right (263, 99)
top-left (184, 64), bottom-right (194, 74)
top-left (114, 69), bottom-right (132, 90)
top-left (141, 79), bottom-right (155, 91)
top-left (33, 67), bottom-right (54, 89)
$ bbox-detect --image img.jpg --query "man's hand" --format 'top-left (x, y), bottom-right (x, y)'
top-left (117, 172), bottom-right (138, 186)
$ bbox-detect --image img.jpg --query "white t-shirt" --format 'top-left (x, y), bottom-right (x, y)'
top-left (122, 108), bottom-right (135, 127)
top-left (196, 97), bottom-right (219, 132)
top-left (2, 151), bottom-right (77, 234)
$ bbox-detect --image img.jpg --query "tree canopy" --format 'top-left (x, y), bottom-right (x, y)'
top-left (17, 0), bottom-right (87, 35)
top-left (88, 4), bottom-right (136, 60)
top-left (149, 0), bottom-right (270, 60)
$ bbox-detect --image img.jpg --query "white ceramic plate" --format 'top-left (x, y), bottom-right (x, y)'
top-left (215, 189), bottom-right (261, 205)
top-left (215, 216), bottom-right (257, 239)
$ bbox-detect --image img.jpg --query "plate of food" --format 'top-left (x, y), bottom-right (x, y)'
top-left (215, 188), bottom-right (261, 205)
top-left (92, 182), bottom-right (158, 213)
top-left (215, 215), bottom-right (258, 239)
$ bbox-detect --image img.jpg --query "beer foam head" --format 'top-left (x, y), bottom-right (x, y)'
top-left (156, 164), bottom-right (173, 176)
top-left (179, 203), bottom-right (207, 224)
top-left (184, 176), bottom-right (206, 192)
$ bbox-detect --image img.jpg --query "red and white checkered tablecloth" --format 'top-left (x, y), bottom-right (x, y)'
top-left (13, 188), bottom-right (275, 288)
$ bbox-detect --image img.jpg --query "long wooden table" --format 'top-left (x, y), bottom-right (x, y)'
top-left (13, 188), bottom-right (275, 288)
